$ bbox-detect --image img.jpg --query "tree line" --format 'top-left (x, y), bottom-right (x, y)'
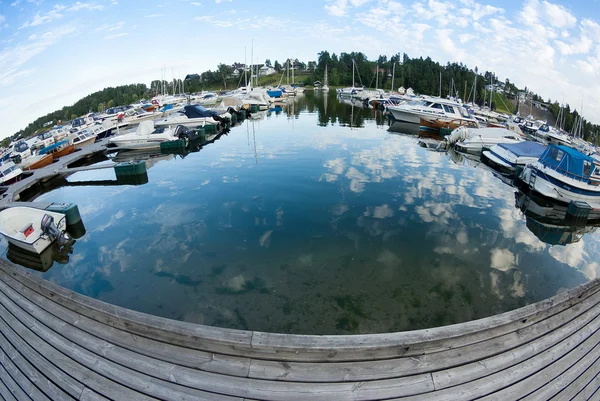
top-left (7, 51), bottom-right (599, 144)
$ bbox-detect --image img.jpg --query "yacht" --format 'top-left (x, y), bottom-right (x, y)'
top-left (9, 141), bottom-right (31, 161)
top-left (482, 141), bottom-right (547, 173)
top-left (154, 105), bottom-right (227, 127)
top-left (387, 97), bottom-right (475, 125)
top-left (121, 108), bottom-right (162, 127)
top-left (69, 129), bottom-right (97, 150)
top-left (449, 127), bottom-right (524, 154)
top-left (520, 145), bottom-right (600, 207)
top-left (31, 132), bottom-right (55, 152)
top-left (108, 121), bottom-right (188, 150)
top-left (0, 161), bottom-right (24, 185)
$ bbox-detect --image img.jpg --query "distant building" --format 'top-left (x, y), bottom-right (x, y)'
top-left (42, 121), bottom-right (53, 127)
top-left (184, 73), bottom-right (200, 80)
top-left (259, 65), bottom-right (276, 76)
top-left (532, 100), bottom-right (550, 111)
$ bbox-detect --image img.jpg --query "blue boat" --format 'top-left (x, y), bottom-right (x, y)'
top-left (266, 89), bottom-right (283, 98)
top-left (39, 140), bottom-right (69, 156)
top-left (521, 145), bottom-right (600, 207)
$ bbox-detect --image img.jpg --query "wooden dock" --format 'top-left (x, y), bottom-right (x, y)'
top-left (0, 259), bottom-right (598, 400)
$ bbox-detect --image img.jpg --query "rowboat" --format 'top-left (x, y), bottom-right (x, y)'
top-left (420, 116), bottom-right (479, 131)
top-left (39, 140), bottom-right (75, 160)
top-left (20, 154), bottom-right (54, 171)
top-left (0, 207), bottom-right (70, 254)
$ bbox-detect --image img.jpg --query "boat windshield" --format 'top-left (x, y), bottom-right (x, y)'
top-left (458, 107), bottom-right (471, 118)
top-left (15, 143), bottom-right (28, 152)
top-left (1, 165), bottom-right (17, 175)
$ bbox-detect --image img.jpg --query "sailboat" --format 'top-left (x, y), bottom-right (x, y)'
top-left (322, 65), bottom-right (330, 92)
top-left (337, 60), bottom-right (363, 97)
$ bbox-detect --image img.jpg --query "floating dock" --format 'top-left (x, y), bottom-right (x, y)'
top-left (0, 257), bottom-right (598, 400)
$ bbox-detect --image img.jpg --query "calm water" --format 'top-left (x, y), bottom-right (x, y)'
top-left (6, 91), bottom-right (599, 334)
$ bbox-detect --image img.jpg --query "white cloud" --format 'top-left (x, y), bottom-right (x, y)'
top-left (19, 5), bottom-right (66, 29)
top-left (67, 2), bottom-right (104, 12)
top-left (490, 248), bottom-right (516, 272)
top-left (104, 32), bottom-right (128, 40)
top-left (145, 14), bottom-right (164, 18)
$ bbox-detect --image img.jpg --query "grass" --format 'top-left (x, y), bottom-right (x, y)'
top-left (492, 92), bottom-right (515, 114)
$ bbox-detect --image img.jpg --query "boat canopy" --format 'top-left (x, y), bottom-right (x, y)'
top-left (498, 141), bottom-right (546, 157)
top-left (39, 140), bottom-right (68, 155)
top-left (184, 105), bottom-right (218, 119)
top-left (539, 145), bottom-right (597, 179)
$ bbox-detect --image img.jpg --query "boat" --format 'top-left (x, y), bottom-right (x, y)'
top-left (481, 141), bottom-right (547, 173)
top-left (449, 127), bottom-right (524, 154)
top-left (8, 140), bottom-right (31, 163)
top-left (154, 105), bottom-right (227, 127)
top-left (20, 153), bottom-right (54, 171)
top-left (0, 161), bottom-right (24, 185)
top-left (31, 131), bottom-right (55, 152)
top-left (39, 140), bottom-right (75, 160)
top-left (108, 120), bottom-right (188, 150)
top-left (0, 207), bottom-right (70, 254)
top-left (387, 97), bottom-right (476, 125)
top-left (121, 108), bottom-right (163, 126)
top-left (420, 116), bottom-right (479, 132)
top-left (520, 145), bottom-right (600, 207)
top-left (69, 128), bottom-right (97, 149)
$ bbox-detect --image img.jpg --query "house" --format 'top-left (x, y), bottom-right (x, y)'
top-left (232, 69), bottom-right (241, 78)
top-left (259, 65), bottom-right (276, 76)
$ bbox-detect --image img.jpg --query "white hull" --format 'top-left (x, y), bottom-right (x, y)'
top-left (154, 117), bottom-right (218, 127)
top-left (0, 207), bottom-right (67, 254)
top-left (387, 108), bottom-right (423, 124)
top-left (521, 164), bottom-right (600, 207)
top-left (482, 146), bottom-right (541, 171)
top-left (73, 136), bottom-right (97, 150)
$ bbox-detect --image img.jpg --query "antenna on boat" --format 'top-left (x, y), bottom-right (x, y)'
top-left (391, 62), bottom-right (395, 93)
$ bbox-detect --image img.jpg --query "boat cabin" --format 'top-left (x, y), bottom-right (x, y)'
top-left (539, 145), bottom-right (600, 185)
top-left (183, 105), bottom-right (218, 119)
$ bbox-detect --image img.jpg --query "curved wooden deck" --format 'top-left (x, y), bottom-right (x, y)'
top-left (0, 258), bottom-right (598, 401)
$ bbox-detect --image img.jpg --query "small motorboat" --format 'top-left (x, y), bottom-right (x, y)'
top-left (520, 145), bottom-right (600, 207)
top-left (420, 116), bottom-right (479, 132)
top-left (482, 141), bottom-right (547, 173)
top-left (108, 120), bottom-right (189, 150)
top-left (31, 131), bottom-right (55, 152)
top-left (69, 128), bottom-right (97, 149)
top-left (0, 161), bottom-right (24, 185)
top-left (448, 127), bottom-right (524, 154)
top-left (39, 140), bottom-right (75, 160)
top-left (154, 105), bottom-right (227, 127)
top-left (20, 153), bottom-right (54, 171)
top-left (0, 207), bottom-right (70, 254)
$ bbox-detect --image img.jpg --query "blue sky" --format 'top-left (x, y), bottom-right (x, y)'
top-left (0, 0), bottom-right (599, 137)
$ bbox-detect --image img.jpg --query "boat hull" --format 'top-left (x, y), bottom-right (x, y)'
top-left (387, 108), bottom-right (421, 124)
top-left (420, 117), bottom-right (478, 131)
top-left (521, 165), bottom-right (600, 207)
top-left (74, 136), bottom-right (97, 150)
top-left (0, 208), bottom-right (67, 254)
top-left (21, 154), bottom-right (54, 171)
top-left (50, 144), bottom-right (75, 160)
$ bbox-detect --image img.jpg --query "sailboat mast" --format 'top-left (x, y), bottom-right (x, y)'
top-left (375, 64), bottom-right (378, 91)
top-left (244, 47), bottom-right (247, 87)
top-left (352, 59), bottom-right (355, 88)
top-left (439, 70), bottom-right (441, 98)
top-left (292, 57), bottom-right (294, 84)
top-left (250, 39), bottom-right (254, 90)
top-left (391, 62), bottom-right (395, 92)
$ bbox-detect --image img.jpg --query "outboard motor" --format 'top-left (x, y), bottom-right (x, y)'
top-left (41, 214), bottom-right (70, 246)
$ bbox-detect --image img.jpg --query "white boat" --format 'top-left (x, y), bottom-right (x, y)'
top-left (108, 120), bottom-right (187, 150)
top-left (154, 105), bottom-right (225, 127)
top-left (121, 108), bottom-right (163, 126)
top-left (50, 127), bottom-right (70, 142)
top-left (546, 130), bottom-right (572, 146)
top-left (9, 141), bottom-right (31, 161)
top-left (449, 127), bottom-right (524, 154)
top-left (69, 129), bottom-right (97, 149)
top-left (481, 141), bottom-right (547, 172)
top-left (0, 161), bottom-right (24, 185)
top-left (31, 132), bottom-right (55, 152)
top-left (0, 207), bottom-right (69, 254)
top-left (520, 145), bottom-right (600, 207)
top-left (387, 97), bottom-right (476, 125)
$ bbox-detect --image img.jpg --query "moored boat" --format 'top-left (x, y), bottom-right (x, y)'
top-left (482, 141), bottom-right (547, 173)
top-left (69, 129), bottom-right (98, 149)
top-left (0, 207), bottom-right (70, 254)
top-left (449, 127), bottom-right (524, 154)
top-left (420, 116), bottom-right (478, 132)
top-left (20, 153), bottom-right (54, 171)
top-left (108, 121), bottom-right (188, 150)
top-left (520, 145), bottom-right (600, 207)
top-left (40, 140), bottom-right (75, 160)
top-left (0, 161), bottom-right (24, 185)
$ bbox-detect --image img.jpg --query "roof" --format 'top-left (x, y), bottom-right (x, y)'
top-left (554, 145), bottom-right (595, 162)
top-left (499, 141), bottom-right (546, 157)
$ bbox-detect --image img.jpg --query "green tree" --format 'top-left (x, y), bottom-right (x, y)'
top-left (107, 99), bottom-right (115, 108)
top-left (217, 64), bottom-right (233, 89)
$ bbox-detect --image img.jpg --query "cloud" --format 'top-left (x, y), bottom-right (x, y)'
top-left (104, 32), bottom-right (128, 40)
top-left (215, 0), bottom-right (231, 3)
top-left (490, 248), bottom-right (516, 272)
top-left (325, 0), bottom-right (373, 17)
top-left (67, 2), bottom-right (104, 12)
top-left (19, 5), bottom-right (66, 29)
top-left (145, 14), bottom-right (164, 18)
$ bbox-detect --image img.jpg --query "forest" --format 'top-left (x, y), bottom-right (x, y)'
top-left (8, 51), bottom-right (599, 144)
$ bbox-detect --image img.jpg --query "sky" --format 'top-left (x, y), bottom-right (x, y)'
top-left (0, 0), bottom-right (600, 137)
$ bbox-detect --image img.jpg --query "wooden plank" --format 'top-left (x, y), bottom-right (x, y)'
top-left (431, 307), bottom-right (600, 389)
top-left (0, 345), bottom-right (49, 401)
top-left (520, 346), bottom-right (600, 400)
top-left (0, 290), bottom-right (243, 401)
top-left (394, 321), bottom-right (600, 401)
top-left (0, 303), bottom-right (85, 399)
top-left (588, 387), bottom-right (600, 401)
top-left (0, 372), bottom-right (19, 401)
top-left (0, 319), bottom-right (78, 401)
top-left (1, 260), bottom-right (598, 361)
top-left (550, 355), bottom-right (600, 400)
top-left (0, 276), bottom-right (435, 400)
top-left (475, 329), bottom-right (600, 401)
top-left (0, 301), bottom-right (159, 401)
top-left (0, 273), bottom-right (251, 378)
top-left (572, 370), bottom-right (600, 401)
top-left (78, 388), bottom-right (111, 401)
top-left (249, 292), bottom-right (600, 382)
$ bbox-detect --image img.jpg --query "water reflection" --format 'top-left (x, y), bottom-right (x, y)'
top-left (7, 91), bottom-right (598, 335)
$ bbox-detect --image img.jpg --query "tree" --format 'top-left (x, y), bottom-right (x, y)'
top-left (274, 60), bottom-right (282, 72)
top-left (107, 99), bottom-right (115, 108)
top-left (265, 59), bottom-right (272, 67)
top-left (217, 64), bottom-right (233, 89)
top-left (97, 103), bottom-right (104, 113)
